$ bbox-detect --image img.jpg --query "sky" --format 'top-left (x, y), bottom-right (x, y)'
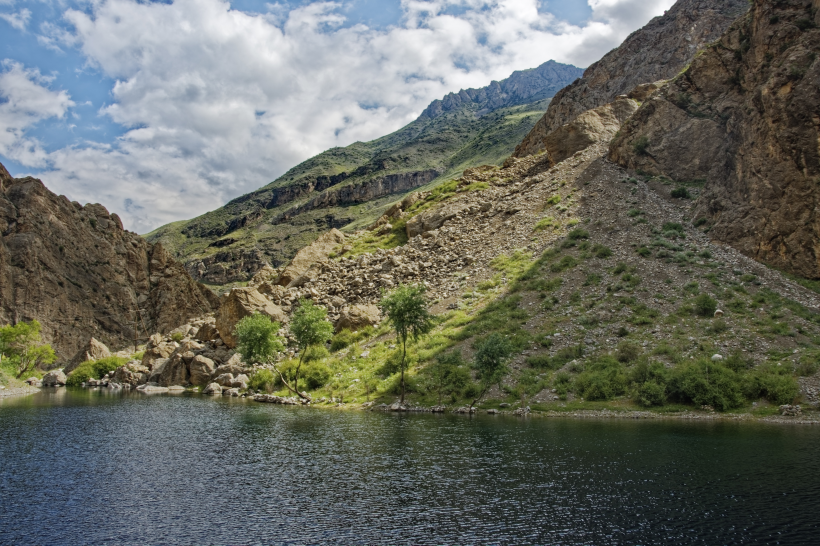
top-left (0, 0), bottom-right (676, 233)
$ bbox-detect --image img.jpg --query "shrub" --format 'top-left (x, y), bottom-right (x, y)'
top-left (593, 244), bottom-right (613, 259)
top-left (301, 361), bottom-right (331, 390)
top-left (170, 332), bottom-right (184, 342)
top-left (636, 246), bottom-right (651, 257)
top-left (668, 360), bottom-right (744, 411)
top-left (635, 381), bottom-right (667, 407)
top-left (694, 293), bottom-right (718, 317)
top-left (545, 194), bottom-right (561, 206)
top-left (534, 217), bottom-right (557, 231)
top-left (550, 255), bottom-right (578, 273)
top-left (671, 187), bottom-right (690, 199)
top-left (66, 356), bottom-right (129, 387)
top-left (612, 262), bottom-right (628, 275)
top-left (795, 352), bottom-right (819, 376)
top-left (615, 341), bottom-right (642, 363)
top-left (568, 228), bottom-right (590, 241)
top-left (248, 369), bottom-right (277, 393)
top-left (633, 136), bottom-right (650, 156)
top-left (744, 365), bottom-right (800, 405)
top-left (574, 356), bottom-right (628, 401)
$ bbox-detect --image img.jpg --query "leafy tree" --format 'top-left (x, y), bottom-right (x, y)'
top-left (288, 299), bottom-right (334, 399)
top-left (381, 283), bottom-right (434, 404)
top-left (423, 350), bottom-right (470, 405)
top-left (0, 320), bottom-right (56, 378)
top-left (235, 313), bottom-right (285, 364)
top-left (470, 333), bottom-right (512, 409)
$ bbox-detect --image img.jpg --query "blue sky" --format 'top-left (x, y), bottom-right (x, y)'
top-left (0, 0), bottom-right (673, 232)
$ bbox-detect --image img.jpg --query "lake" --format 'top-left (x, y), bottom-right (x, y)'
top-left (1, 388), bottom-right (818, 545)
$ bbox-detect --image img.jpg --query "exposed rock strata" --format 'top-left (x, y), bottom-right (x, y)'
top-left (515, 0), bottom-right (749, 158)
top-left (609, 0), bottom-right (820, 278)
top-left (0, 165), bottom-right (219, 361)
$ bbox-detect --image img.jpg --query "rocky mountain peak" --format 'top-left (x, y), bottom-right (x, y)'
top-left (419, 60), bottom-right (584, 120)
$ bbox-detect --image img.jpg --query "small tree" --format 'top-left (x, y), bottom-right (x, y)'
top-left (235, 313), bottom-right (284, 364)
top-left (470, 333), bottom-right (513, 409)
top-left (289, 299), bottom-right (334, 399)
top-left (0, 320), bottom-right (57, 378)
top-left (381, 283), bottom-right (434, 404)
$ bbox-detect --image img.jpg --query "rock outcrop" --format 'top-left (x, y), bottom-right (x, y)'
top-left (41, 369), bottom-right (66, 386)
top-left (335, 304), bottom-right (381, 332)
top-left (64, 338), bottom-right (111, 374)
top-left (278, 229), bottom-right (345, 286)
top-left (215, 288), bottom-right (288, 348)
top-left (539, 96), bottom-right (639, 167)
top-left (514, 0), bottom-right (749, 158)
top-left (609, 0), bottom-right (820, 278)
top-left (0, 167), bottom-right (219, 362)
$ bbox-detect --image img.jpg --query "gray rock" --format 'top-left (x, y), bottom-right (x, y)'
top-left (214, 373), bottom-right (235, 387)
top-left (203, 382), bottom-right (223, 395)
top-left (41, 370), bottom-right (67, 386)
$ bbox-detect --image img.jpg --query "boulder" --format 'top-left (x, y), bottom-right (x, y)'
top-left (232, 374), bottom-right (249, 390)
top-left (142, 341), bottom-right (176, 368)
top-left (248, 264), bottom-right (279, 288)
top-left (335, 304), bottom-right (381, 332)
top-left (169, 324), bottom-right (193, 338)
top-left (137, 384), bottom-right (170, 394)
top-left (41, 370), bottom-right (67, 386)
top-left (113, 360), bottom-right (150, 387)
top-left (189, 355), bottom-right (216, 387)
top-left (223, 388), bottom-right (240, 397)
top-left (65, 338), bottom-right (111, 374)
top-left (278, 229), bottom-right (345, 286)
top-left (214, 373), bottom-right (235, 387)
top-left (147, 352), bottom-right (189, 387)
top-left (203, 382), bottom-right (222, 395)
top-left (25, 377), bottom-right (41, 386)
top-left (406, 202), bottom-right (471, 238)
top-left (195, 323), bottom-right (220, 342)
top-left (215, 287), bottom-right (288, 348)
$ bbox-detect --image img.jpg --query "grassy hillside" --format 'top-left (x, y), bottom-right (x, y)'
top-left (146, 62), bottom-right (583, 285)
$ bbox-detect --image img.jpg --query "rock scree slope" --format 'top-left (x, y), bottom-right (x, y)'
top-left (609, 0), bottom-right (820, 278)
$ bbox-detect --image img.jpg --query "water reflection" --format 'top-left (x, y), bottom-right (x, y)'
top-left (0, 389), bottom-right (818, 545)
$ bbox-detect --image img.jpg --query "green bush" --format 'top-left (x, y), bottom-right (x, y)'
top-left (635, 381), bottom-right (667, 407)
top-left (668, 360), bottom-right (744, 411)
top-left (743, 365), bottom-right (799, 405)
top-left (170, 332), bottom-right (184, 342)
top-left (795, 352), bottom-right (819, 376)
top-left (593, 244), bottom-right (613, 259)
top-left (66, 356), bottom-right (129, 387)
top-left (671, 187), bottom-right (690, 199)
top-left (550, 255), bottom-right (578, 273)
top-left (694, 293), bottom-right (718, 317)
top-left (574, 356), bottom-right (628, 401)
top-left (301, 362), bottom-right (331, 390)
top-left (248, 369), bottom-right (277, 393)
top-left (615, 341), bottom-right (642, 363)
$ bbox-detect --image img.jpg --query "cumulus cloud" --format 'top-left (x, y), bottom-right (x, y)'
top-left (0, 7), bottom-right (31, 30)
top-left (0, 60), bottom-right (75, 167)
top-left (10, 0), bottom-right (674, 233)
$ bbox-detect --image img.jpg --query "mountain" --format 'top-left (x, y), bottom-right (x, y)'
top-left (0, 162), bottom-right (219, 362)
top-left (514, 0), bottom-right (750, 158)
top-left (609, 0), bottom-right (820, 279)
top-left (146, 61), bottom-right (584, 286)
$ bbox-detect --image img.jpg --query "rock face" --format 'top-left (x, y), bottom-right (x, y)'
top-left (609, 0), bottom-right (820, 278)
top-left (336, 304), bottom-right (381, 332)
top-left (278, 229), bottom-right (345, 286)
top-left (215, 288), bottom-right (288, 348)
top-left (0, 166), bottom-right (219, 362)
top-left (64, 338), bottom-right (111, 374)
top-left (514, 0), bottom-right (749, 158)
top-left (540, 97), bottom-right (639, 167)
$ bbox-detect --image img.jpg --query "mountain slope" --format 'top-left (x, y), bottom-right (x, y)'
top-left (146, 61), bottom-right (583, 286)
top-left (514, 0), bottom-right (749, 158)
top-left (609, 0), bottom-right (820, 278)
top-left (0, 162), bottom-right (218, 362)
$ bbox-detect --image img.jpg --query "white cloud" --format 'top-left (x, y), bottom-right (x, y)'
top-left (11, 0), bottom-right (674, 233)
top-left (0, 60), bottom-right (74, 167)
top-left (0, 7), bottom-right (31, 30)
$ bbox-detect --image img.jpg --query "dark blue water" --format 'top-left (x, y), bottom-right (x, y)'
top-left (1, 389), bottom-right (818, 545)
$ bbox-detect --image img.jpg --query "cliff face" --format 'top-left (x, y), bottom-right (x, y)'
top-left (514, 0), bottom-right (749, 158)
top-left (0, 165), bottom-right (219, 361)
top-left (609, 0), bottom-right (820, 278)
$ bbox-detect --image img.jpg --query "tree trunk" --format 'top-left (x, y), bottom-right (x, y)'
top-left (400, 337), bottom-right (407, 404)
top-left (271, 361), bottom-right (312, 402)
top-left (470, 384), bottom-right (489, 410)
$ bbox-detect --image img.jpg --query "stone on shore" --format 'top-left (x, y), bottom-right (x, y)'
top-left (41, 369), bottom-right (67, 386)
top-left (215, 287), bottom-right (288, 348)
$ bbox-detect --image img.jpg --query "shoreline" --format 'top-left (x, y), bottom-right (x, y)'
top-left (0, 386), bottom-right (41, 399)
